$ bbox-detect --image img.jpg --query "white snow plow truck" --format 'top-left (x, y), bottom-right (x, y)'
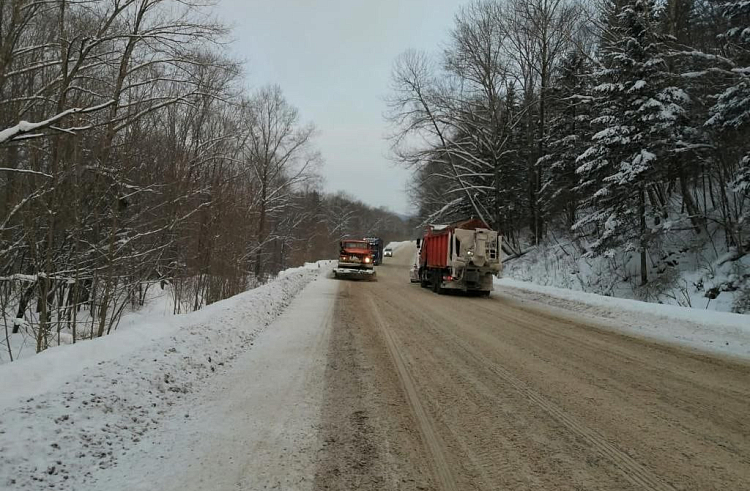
top-left (418, 218), bottom-right (502, 296)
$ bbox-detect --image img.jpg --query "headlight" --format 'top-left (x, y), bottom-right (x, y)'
top-left (364, 257), bottom-right (372, 263)
top-left (467, 250), bottom-right (474, 256)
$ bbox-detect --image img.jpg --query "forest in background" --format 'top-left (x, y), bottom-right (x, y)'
top-left (0, 0), bottom-right (410, 359)
top-left (389, 0), bottom-right (750, 311)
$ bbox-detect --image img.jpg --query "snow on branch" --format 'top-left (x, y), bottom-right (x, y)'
top-left (0, 100), bottom-right (114, 145)
top-left (0, 168), bottom-right (52, 179)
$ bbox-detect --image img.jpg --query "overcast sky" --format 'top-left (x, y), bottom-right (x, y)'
top-left (215, 0), bottom-right (468, 216)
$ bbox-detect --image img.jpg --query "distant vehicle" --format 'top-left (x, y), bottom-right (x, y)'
top-left (364, 237), bottom-right (384, 265)
top-left (384, 247), bottom-right (393, 257)
top-left (333, 239), bottom-right (376, 280)
top-left (417, 218), bottom-right (501, 296)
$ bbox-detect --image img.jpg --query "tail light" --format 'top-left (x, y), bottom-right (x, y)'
top-left (443, 275), bottom-right (453, 281)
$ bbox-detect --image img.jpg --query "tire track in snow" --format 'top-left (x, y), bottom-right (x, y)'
top-left (366, 296), bottom-right (459, 491)
top-left (429, 309), bottom-right (677, 491)
top-left (379, 294), bottom-right (534, 490)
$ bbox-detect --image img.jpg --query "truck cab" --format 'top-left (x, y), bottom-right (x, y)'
top-left (338, 240), bottom-right (374, 270)
top-left (334, 239), bottom-right (376, 279)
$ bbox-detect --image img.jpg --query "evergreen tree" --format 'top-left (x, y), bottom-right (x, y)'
top-left (539, 51), bottom-right (593, 229)
top-left (575, 0), bottom-right (691, 284)
top-left (495, 85), bottom-right (528, 252)
top-left (707, 0), bottom-right (750, 243)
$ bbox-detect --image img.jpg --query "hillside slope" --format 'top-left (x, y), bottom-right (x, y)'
top-left (503, 228), bottom-right (750, 314)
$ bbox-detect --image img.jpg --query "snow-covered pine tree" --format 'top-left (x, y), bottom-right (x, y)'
top-left (706, 0), bottom-right (750, 249)
top-left (538, 51), bottom-right (593, 229)
top-left (574, 0), bottom-right (691, 284)
top-left (494, 84), bottom-right (529, 253)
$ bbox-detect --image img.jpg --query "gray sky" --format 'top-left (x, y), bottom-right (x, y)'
top-left (215, 0), bottom-right (468, 215)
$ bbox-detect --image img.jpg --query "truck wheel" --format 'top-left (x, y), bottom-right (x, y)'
top-left (432, 275), bottom-right (443, 294)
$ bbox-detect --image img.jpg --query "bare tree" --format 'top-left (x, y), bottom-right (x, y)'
top-left (240, 85), bottom-right (318, 280)
top-left (387, 50), bottom-right (494, 226)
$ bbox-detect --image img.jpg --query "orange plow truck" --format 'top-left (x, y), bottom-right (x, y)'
top-left (333, 239), bottom-right (377, 280)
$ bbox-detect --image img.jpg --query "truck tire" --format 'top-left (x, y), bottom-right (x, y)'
top-left (432, 274), bottom-right (443, 295)
top-left (420, 271), bottom-right (429, 288)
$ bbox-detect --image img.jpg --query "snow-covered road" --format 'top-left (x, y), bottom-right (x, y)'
top-left (312, 244), bottom-right (750, 490)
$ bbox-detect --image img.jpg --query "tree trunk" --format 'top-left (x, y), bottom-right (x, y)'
top-left (679, 169), bottom-right (705, 235)
top-left (255, 181), bottom-right (267, 280)
top-left (13, 282), bottom-right (36, 334)
top-left (639, 187), bottom-right (648, 286)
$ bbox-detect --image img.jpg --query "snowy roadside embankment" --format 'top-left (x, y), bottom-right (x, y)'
top-left (502, 235), bottom-right (750, 314)
top-left (385, 240), bottom-right (413, 251)
top-left (495, 277), bottom-right (750, 360)
top-left (0, 263), bottom-right (327, 490)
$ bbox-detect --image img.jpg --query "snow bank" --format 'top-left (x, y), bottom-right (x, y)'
top-left (385, 240), bottom-right (414, 251)
top-left (503, 234), bottom-right (749, 314)
top-left (496, 277), bottom-right (750, 360)
top-left (0, 263), bottom-right (326, 490)
top-left (78, 273), bottom-right (339, 491)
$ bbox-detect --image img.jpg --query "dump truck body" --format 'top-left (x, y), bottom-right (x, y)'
top-left (418, 218), bottom-right (502, 295)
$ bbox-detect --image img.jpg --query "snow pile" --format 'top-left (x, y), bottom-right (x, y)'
top-left (496, 277), bottom-right (750, 360)
top-left (0, 263), bottom-right (326, 490)
top-left (2, 261), bottom-right (337, 365)
top-left (385, 240), bottom-right (414, 251)
top-left (503, 231), bottom-right (750, 314)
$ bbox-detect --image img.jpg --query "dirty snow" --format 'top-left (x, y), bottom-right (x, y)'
top-left (0, 262), bottom-right (327, 491)
top-left (496, 277), bottom-right (750, 360)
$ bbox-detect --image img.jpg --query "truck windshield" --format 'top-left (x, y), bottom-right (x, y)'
top-left (343, 242), bottom-right (368, 250)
